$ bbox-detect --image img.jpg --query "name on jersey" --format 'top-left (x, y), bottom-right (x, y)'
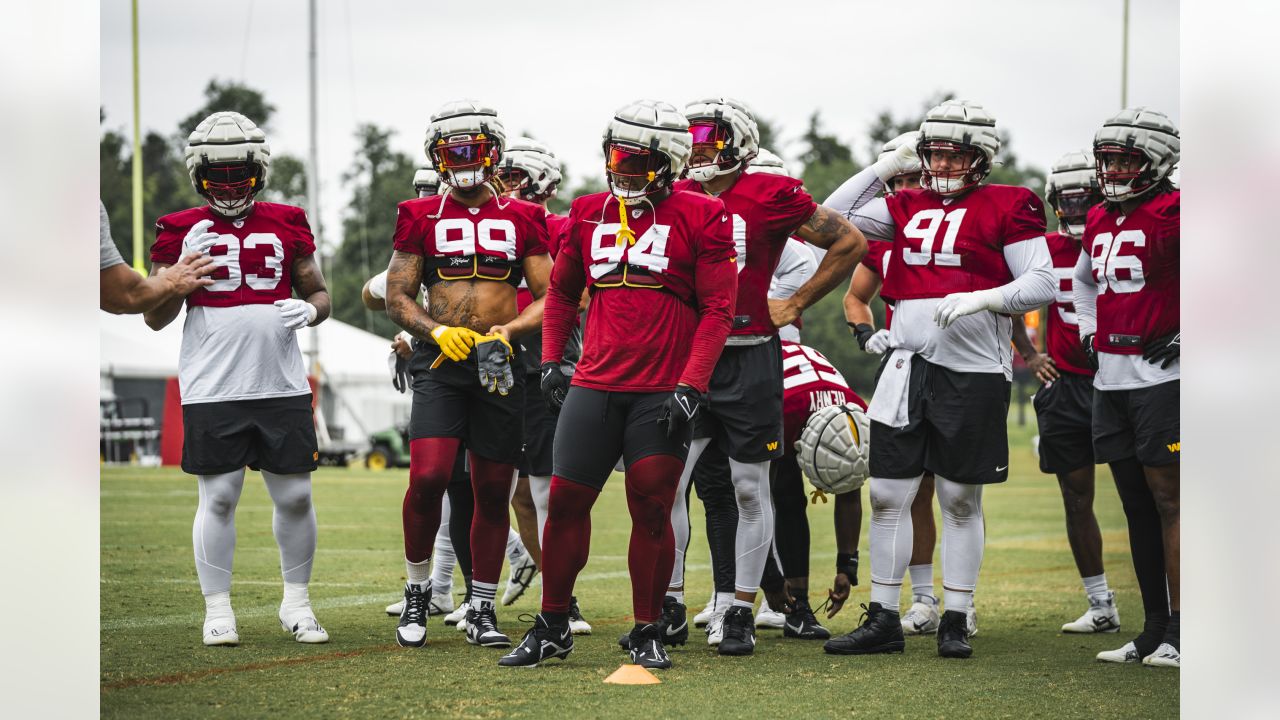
top-left (808, 389), bottom-right (847, 413)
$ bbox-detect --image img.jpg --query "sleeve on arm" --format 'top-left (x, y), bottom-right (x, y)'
top-left (391, 202), bottom-right (425, 255)
top-left (1002, 189), bottom-right (1048, 246)
top-left (522, 205), bottom-right (550, 257)
top-left (291, 207), bottom-right (317, 256)
top-left (993, 237), bottom-right (1056, 313)
top-left (850, 197), bottom-right (896, 241)
top-left (769, 239), bottom-right (816, 300)
top-left (769, 179), bottom-right (819, 238)
top-left (150, 217), bottom-right (183, 266)
top-left (100, 201), bottom-right (124, 270)
top-left (541, 219), bottom-right (586, 365)
top-left (679, 205), bottom-right (737, 392)
top-left (823, 166), bottom-right (885, 220)
top-left (1071, 248), bottom-right (1098, 337)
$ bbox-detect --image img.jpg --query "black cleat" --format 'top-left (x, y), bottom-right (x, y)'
top-left (395, 584), bottom-right (428, 648)
top-left (937, 609), bottom-right (973, 659)
top-left (783, 598), bottom-right (831, 640)
top-left (466, 604), bottom-right (512, 648)
top-left (718, 606), bottom-right (757, 656)
top-left (658, 596), bottom-right (689, 646)
top-left (498, 614), bottom-right (573, 667)
top-left (823, 602), bottom-right (905, 655)
top-left (618, 631), bottom-right (632, 650)
top-left (628, 624), bottom-right (673, 669)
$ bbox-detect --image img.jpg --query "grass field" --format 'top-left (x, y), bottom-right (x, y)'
top-left (101, 421), bottom-right (1178, 718)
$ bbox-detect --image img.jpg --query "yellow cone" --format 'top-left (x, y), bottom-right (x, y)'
top-left (604, 664), bottom-right (661, 685)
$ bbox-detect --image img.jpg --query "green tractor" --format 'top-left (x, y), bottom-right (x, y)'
top-left (365, 423), bottom-right (411, 470)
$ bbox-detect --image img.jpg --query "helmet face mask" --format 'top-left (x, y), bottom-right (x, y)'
top-left (919, 140), bottom-right (987, 196)
top-left (605, 142), bottom-right (671, 203)
top-left (197, 160), bottom-right (262, 216)
top-left (1052, 188), bottom-right (1102, 237)
top-left (686, 121), bottom-right (741, 182)
top-left (1091, 107), bottom-right (1179, 203)
top-left (1095, 144), bottom-right (1154, 202)
top-left (495, 137), bottom-right (561, 203)
top-left (432, 133), bottom-right (499, 189)
top-left (495, 166), bottom-right (531, 196)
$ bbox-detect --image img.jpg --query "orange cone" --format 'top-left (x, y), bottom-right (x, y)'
top-left (603, 664), bottom-right (662, 685)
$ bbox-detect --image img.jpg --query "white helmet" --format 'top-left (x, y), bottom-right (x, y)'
top-left (795, 403), bottom-right (871, 496)
top-left (184, 111), bottom-right (271, 217)
top-left (747, 147), bottom-right (789, 176)
top-left (684, 96), bottom-right (760, 182)
top-left (412, 163), bottom-right (441, 198)
top-left (1044, 150), bottom-right (1101, 238)
top-left (878, 130), bottom-right (924, 194)
top-left (917, 99), bottom-right (1000, 196)
top-left (424, 100), bottom-right (506, 190)
top-left (602, 99), bottom-right (692, 205)
top-left (498, 136), bottom-right (563, 201)
top-left (1093, 106), bottom-right (1179, 202)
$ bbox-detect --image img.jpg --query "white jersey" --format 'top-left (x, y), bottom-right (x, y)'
top-left (769, 238), bottom-right (817, 343)
top-left (179, 305), bottom-right (310, 404)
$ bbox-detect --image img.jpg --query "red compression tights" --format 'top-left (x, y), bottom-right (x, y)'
top-left (468, 452), bottom-right (517, 585)
top-left (625, 454), bottom-right (683, 623)
top-left (539, 476), bottom-right (600, 614)
top-left (403, 437), bottom-right (460, 563)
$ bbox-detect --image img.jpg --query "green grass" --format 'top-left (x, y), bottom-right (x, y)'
top-left (101, 421), bottom-right (1178, 718)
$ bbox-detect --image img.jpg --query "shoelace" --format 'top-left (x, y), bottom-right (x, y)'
top-left (474, 606), bottom-right (501, 634)
top-left (403, 590), bottom-right (427, 624)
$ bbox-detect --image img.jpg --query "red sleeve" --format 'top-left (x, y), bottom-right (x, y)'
top-left (1002, 187), bottom-right (1048, 246)
top-left (679, 203), bottom-right (738, 392)
top-left (150, 216), bottom-right (185, 265)
top-left (767, 178), bottom-right (819, 238)
top-left (392, 201), bottom-right (426, 255)
top-left (522, 205), bottom-right (550, 257)
top-left (542, 214), bottom-right (586, 365)
top-left (860, 239), bottom-right (888, 276)
top-left (290, 207), bottom-right (317, 256)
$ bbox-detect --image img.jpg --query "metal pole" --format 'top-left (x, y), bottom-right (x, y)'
top-left (1121, 0), bottom-right (1130, 108)
top-left (307, 0), bottom-right (331, 447)
top-left (130, 0), bottom-right (144, 272)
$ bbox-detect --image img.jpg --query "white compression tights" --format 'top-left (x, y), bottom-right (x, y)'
top-left (729, 457), bottom-right (774, 595)
top-left (529, 474), bottom-right (551, 547)
top-left (868, 474), bottom-right (924, 610)
top-left (935, 476), bottom-right (985, 612)
top-left (667, 438), bottom-right (710, 589)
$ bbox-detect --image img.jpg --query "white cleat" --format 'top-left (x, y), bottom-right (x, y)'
top-left (387, 592), bottom-right (452, 618)
top-left (965, 605), bottom-right (978, 638)
top-left (444, 600), bottom-right (470, 627)
top-left (693, 591), bottom-right (719, 628)
top-left (568, 596), bottom-right (592, 635)
top-left (755, 599), bottom-right (786, 629)
top-left (1062, 592), bottom-right (1120, 633)
top-left (1142, 643), bottom-right (1180, 668)
top-left (386, 599), bottom-right (404, 616)
top-left (203, 616), bottom-right (239, 646)
top-left (706, 612), bottom-right (725, 646)
top-left (280, 607), bottom-right (330, 644)
top-left (900, 595), bottom-right (940, 635)
top-left (502, 552), bottom-right (539, 606)
top-left (1097, 641), bottom-right (1143, 664)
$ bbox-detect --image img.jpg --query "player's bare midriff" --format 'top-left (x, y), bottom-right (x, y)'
top-left (426, 278), bottom-right (518, 333)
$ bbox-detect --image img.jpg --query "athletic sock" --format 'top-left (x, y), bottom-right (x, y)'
top-left (1163, 611), bottom-right (1180, 650)
top-left (714, 592), bottom-right (734, 613)
top-left (1082, 573), bottom-right (1110, 601)
top-left (542, 610), bottom-right (569, 627)
top-left (666, 591), bottom-right (684, 604)
top-left (944, 589), bottom-right (974, 612)
top-left (791, 589), bottom-right (809, 607)
top-left (731, 598), bottom-right (754, 610)
top-left (908, 564), bottom-right (934, 601)
top-left (471, 580), bottom-right (498, 609)
top-left (406, 557), bottom-right (431, 587)
top-left (204, 590), bottom-right (233, 621)
top-left (281, 581), bottom-right (310, 614)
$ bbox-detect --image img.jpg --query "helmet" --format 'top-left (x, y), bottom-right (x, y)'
top-left (424, 100), bottom-right (506, 190)
top-left (878, 130), bottom-right (923, 195)
top-left (412, 163), bottom-right (441, 198)
top-left (496, 136), bottom-right (563, 202)
top-left (602, 99), bottom-right (692, 205)
top-left (795, 403), bottom-right (871, 495)
top-left (747, 147), bottom-right (789, 176)
top-left (184, 111), bottom-right (271, 217)
top-left (917, 99), bottom-right (1000, 196)
top-left (1044, 150), bottom-right (1101, 238)
top-left (684, 96), bottom-right (760, 182)
top-left (1093, 107), bottom-right (1179, 202)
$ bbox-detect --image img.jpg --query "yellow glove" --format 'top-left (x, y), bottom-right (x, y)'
top-left (430, 325), bottom-right (481, 365)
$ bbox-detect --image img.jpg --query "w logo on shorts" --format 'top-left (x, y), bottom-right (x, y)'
top-left (1166, 442), bottom-right (1180, 453)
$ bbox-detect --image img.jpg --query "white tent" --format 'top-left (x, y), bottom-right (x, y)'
top-left (99, 310), bottom-right (410, 446)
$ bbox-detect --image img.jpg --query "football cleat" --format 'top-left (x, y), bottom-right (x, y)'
top-left (900, 595), bottom-right (940, 635)
top-left (823, 603), bottom-right (905, 655)
top-left (430, 592), bottom-right (455, 617)
top-left (1142, 643), bottom-right (1180, 668)
top-left (705, 611), bottom-right (726, 646)
top-left (502, 551), bottom-right (539, 606)
top-left (965, 605), bottom-right (979, 638)
top-left (385, 599), bottom-right (403, 617)
top-left (280, 605), bottom-right (329, 644)
top-left (937, 610), bottom-right (972, 659)
top-left (783, 598), bottom-right (831, 640)
top-left (396, 584), bottom-right (428, 648)
top-left (1062, 591), bottom-right (1120, 633)
top-left (755, 599), bottom-right (786, 629)
top-left (1097, 641), bottom-right (1143, 664)
top-left (692, 590), bottom-right (720, 628)
top-left (568, 596), bottom-right (592, 635)
top-left (627, 624), bottom-right (673, 669)
top-left (659, 596), bottom-right (689, 646)
top-left (466, 604), bottom-right (511, 648)
top-left (202, 616), bottom-right (239, 646)
top-left (444, 600), bottom-right (470, 628)
top-left (498, 614), bottom-right (573, 668)
top-left (718, 606), bottom-right (757, 656)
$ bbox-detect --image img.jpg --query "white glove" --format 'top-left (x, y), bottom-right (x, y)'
top-left (274, 299), bottom-right (318, 330)
top-left (934, 289), bottom-right (1003, 329)
top-left (872, 131), bottom-right (922, 183)
top-left (182, 219), bottom-right (219, 257)
top-left (865, 329), bottom-right (891, 354)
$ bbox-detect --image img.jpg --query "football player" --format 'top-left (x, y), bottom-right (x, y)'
top-left (1074, 108), bottom-right (1180, 667)
top-left (824, 100), bottom-right (1056, 659)
top-left (1019, 151), bottom-right (1124, 635)
top-left (498, 99), bottom-right (737, 669)
top-left (663, 97), bottom-right (866, 657)
top-left (143, 112), bottom-right (331, 647)
top-left (385, 100), bottom-right (552, 650)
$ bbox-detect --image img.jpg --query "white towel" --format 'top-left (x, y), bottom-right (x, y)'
top-left (867, 348), bottom-right (913, 428)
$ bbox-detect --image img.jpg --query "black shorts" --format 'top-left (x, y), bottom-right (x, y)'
top-left (692, 337), bottom-right (784, 463)
top-left (1093, 380), bottom-right (1180, 467)
top-left (519, 375), bottom-right (555, 477)
top-left (1033, 372), bottom-right (1095, 474)
top-left (869, 357), bottom-right (1011, 485)
top-left (408, 346), bottom-right (525, 465)
top-left (552, 386), bottom-right (691, 491)
top-left (181, 394), bottom-right (318, 475)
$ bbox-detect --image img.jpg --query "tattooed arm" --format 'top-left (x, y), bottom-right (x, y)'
top-left (770, 205), bottom-right (867, 327)
top-left (386, 250), bottom-right (443, 340)
top-left (490, 253), bottom-right (551, 340)
top-left (291, 254), bottom-right (331, 325)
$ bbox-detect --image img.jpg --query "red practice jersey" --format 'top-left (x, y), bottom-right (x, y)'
top-left (1043, 231), bottom-right (1093, 375)
top-left (518, 210), bottom-right (568, 313)
top-left (860, 237), bottom-right (895, 328)
top-left (881, 185), bottom-right (1046, 302)
top-left (542, 190), bottom-right (737, 393)
top-left (781, 341), bottom-right (866, 452)
top-left (392, 192), bottom-right (549, 289)
top-left (675, 173), bottom-right (816, 336)
top-left (152, 202), bottom-right (316, 307)
top-left (1084, 190), bottom-right (1179, 355)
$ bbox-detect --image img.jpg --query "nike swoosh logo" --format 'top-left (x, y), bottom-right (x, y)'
top-left (995, 465), bottom-right (1008, 472)
top-left (786, 622), bottom-right (804, 634)
top-left (665, 622), bottom-right (687, 636)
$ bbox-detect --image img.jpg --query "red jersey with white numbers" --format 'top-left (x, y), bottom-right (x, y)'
top-left (1043, 231), bottom-right (1093, 375)
top-left (518, 210), bottom-right (568, 313)
top-left (860, 237), bottom-right (895, 328)
top-left (1084, 190), bottom-right (1179, 354)
top-left (675, 173), bottom-right (816, 335)
top-left (781, 341), bottom-right (867, 452)
top-left (881, 184), bottom-right (1046, 302)
top-left (542, 190), bottom-right (737, 393)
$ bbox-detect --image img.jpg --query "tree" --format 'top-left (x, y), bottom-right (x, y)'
top-left (798, 111), bottom-right (860, 212)
top-left (178, 79), bottom-right (278, 136)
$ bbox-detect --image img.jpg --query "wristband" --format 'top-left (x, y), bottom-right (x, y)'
top-left (836, 551), bottom-right (859, 581)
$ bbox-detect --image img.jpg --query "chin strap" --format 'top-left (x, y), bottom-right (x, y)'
top-left (614, 196), bottom-right (637, 247)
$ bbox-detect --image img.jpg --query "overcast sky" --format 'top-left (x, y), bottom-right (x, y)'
top-left (101, 0), bottom-right (1178, 248)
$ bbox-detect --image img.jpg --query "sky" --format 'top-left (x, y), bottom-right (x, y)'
top-left (100, 0), bottom-right (1179, 249)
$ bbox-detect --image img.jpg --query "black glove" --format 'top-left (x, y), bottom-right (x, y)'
top-left (392, 353), bottom-right (410, 394)
top-left (1142, 331), bottom-right (1180, 370)
top-left (837, 551), bottom-right (859, 586)
top-left (657, 385), bottom-right (702, 439)
top-left (475, 335), bottom-right (515, 396)
top-left (1081, 333), bottom-right (1099, 370)
top-left (847, 322), bottom-right (876, 351)
top-left (540, 362), bottom-right (569, 414)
